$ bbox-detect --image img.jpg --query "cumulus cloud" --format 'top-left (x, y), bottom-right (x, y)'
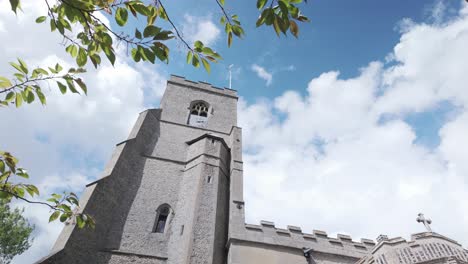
top-left (240, 4), bottom-right (468, 246)
top-left (0, 1), bottom-right (167, 262)
top-left (181, 14), bottom-right (220, 46)
top-left (251, 64), bottom-right (273, 86)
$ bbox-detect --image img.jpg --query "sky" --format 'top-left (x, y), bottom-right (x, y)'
top-left (1, 0), bottom-right (468, 262)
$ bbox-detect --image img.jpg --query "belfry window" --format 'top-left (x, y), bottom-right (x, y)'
top-left (154, 205), bottom-right (170, 233)
top-left (188, 101), bottom-right (209, 127)
top-left (190, 102), bottom-right (208, 117)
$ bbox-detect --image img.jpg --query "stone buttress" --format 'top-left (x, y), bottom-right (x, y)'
top-left (36, 75), bottom-right (243, 264)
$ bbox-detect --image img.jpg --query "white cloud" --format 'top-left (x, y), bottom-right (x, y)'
top-left (240, 5), bottom-right (468, 246)
top-left (181, 14), bottom-right (220, 46)
top-left (2, 1), bottom-right (468, 263)
top-left (251, 64), bottom-right (273, 86)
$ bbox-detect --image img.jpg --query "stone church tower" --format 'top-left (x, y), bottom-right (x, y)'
top-left (38, 75), bottom-right (467, 264)
top-left (38, 75), bottom-right (245, 263)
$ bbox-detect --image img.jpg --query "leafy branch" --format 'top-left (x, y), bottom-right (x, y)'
top-left (0, 152), bottom-right (95, 229)
top-left (0, 59), bottom-right (87, 107)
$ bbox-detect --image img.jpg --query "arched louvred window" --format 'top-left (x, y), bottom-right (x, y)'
top-left (190, 102), bottom-right (209, 117)
top-left (188, 101), bottom-right (210, 127)
top-left (153, 204), bottom-right (171, 233)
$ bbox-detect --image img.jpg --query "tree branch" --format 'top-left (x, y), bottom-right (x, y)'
top-left (0, 75), bottom-right (71, 94)
top-left (156, 0), bottom-right (193, 52)
top-left (0, 189), bottom-right (66, 213)
top-left (215, 0), bottom-right (232, 25)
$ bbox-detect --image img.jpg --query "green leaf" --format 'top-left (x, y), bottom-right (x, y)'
top-left (194, 41), bottom-right (204, 49)
top-left (59, 213), bottom-right (69, 222)
top-left (201, 58), bottom-right (211, 73)
top-left (36, 89), bottom-right (46, 105)
top-left (76, 215), bottom-right (85, 228)
top-left (55, 63), bottom-right (63, 73)
top-left (76, 48), bottom-right (87, 67)
top-left (232, 25), bottom-right (244, 37)
top-left (14, 186), bottom-right (25, 197)
top-left (143, 25), bottom-right (160, 38)
top-left (143, 48), bottom-right (156, 63)
top-left (66, 78), bottom-right (78, 94)
top-left (15, 93), bottom-right (22, 107)
top-left (135, 29), bottom-right (142, 39)
top-left (5, 91), bottom-right (15, 102)
top-left (278, 0), bottom-right (289, 15)
top-left (49, 211), bottom-right (60, 222)
top-left (25, 88), bottom-right (35, 103)
top-left (273, 16), bottom-right (281, 36)
top-left (220, 16), bottom-right (226, 24)
top-left (228, 32), bottom-right (233, 47)
top-left (192, 54), bottom-right (200, 67)
top-left (0, 160), bottom-right (4, 173)
top-left (18, 58), bottom-right (28, 74)
top-left (36, 68), bottom-right (48, 76)
top-left (0, 76), bottom-right (12, 89)
top-left (9, 0), bottom-right (20, 14)
top-left (36, 16), bottom-right (46, 23)
top-left (265, 9), bottom-right (275, 25)
top-left (257, 0), bottom-right (268, 9)
top-left (115, 7), bottom-right (128, 27)
top-left (75, 78), bottom-right (87, 95)
top-left (131, 48), bottom-right (141, 62)
top-left (57, 81), bottom-right (67, 94)
top-left (290, 20), bottom-right (299, 38)
top-left (90, 54), bottom-right (101, 68)
top-left (103, 46), bottom-right (116, 66)
top-left (0, 190), bottom-right (10, 199)
top-left (147, 7), bottom-right (157, 25)
top-left (297, 15), bottom-right (310, 22)
top-left (66, 45), bottom-right (78, 58)
top-left (219, 0), bottom-right (225, 6)
top-left (50, 19), bottom-right (56, 32)
top-left (9, 62), bottom-right (23, 74)
top-left (132, 2), bottom-right (150, 16)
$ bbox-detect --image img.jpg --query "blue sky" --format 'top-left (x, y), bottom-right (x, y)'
top-left (129, 0), bottom-right (463, 101)
top-left (1, 0), bottom-right (468, 262)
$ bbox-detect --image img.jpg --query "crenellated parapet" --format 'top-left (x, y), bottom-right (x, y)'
top-left (229, 220), bottom-right (376, 260)
top-left (168, 75), bottom-right (238, 98)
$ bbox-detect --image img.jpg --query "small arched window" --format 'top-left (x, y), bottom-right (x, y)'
top-left (188, 101), bottom-right (210, 127)
top-left (153, 204), bottom-right (171, 233)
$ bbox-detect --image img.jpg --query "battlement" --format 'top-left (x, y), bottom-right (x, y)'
top-left (371, 232), bottom-right (467, 254)
top-left (232, 220), bottom-right (376, 260)
top-left (168, 74), bottom-right (238, 98)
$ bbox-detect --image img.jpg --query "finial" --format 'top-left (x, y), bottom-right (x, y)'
top-left (228, 64), bottom-right (234, 89)
top-left (416, 213), bottom-right (432, 232)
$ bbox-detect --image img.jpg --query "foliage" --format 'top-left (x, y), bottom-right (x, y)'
top-left (0, 199), bottom-right (34, 264)
top-left (0, 0), bottom-right (308, 227)
top-left (0, 152), bottom-right (95, 228)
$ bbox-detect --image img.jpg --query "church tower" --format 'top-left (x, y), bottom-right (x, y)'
top-left (38, 75), bottom-right (245, 264)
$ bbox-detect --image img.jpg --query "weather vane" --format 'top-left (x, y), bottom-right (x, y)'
top-left (416, 213), bottom-right (432, 232)
top-left (228, 64), bottom-right (234, 89)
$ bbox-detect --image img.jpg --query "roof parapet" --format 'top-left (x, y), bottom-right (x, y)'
top-left (242, 221), bottom-right (376, 255)
top-left (169, 74), bottom-right (238, 98)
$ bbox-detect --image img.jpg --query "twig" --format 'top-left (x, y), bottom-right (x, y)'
top-left (0, 189), bottom-right (66, 213)
top-left (215, 0), bottom-right (232, 25)
top-left (156, 0), bottom-right (194, 52)
top-left (0, 75), bottom-right (70, 94)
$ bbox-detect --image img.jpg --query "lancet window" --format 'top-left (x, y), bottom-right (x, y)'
top-left (154, 204), bottom-right (171, 233)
